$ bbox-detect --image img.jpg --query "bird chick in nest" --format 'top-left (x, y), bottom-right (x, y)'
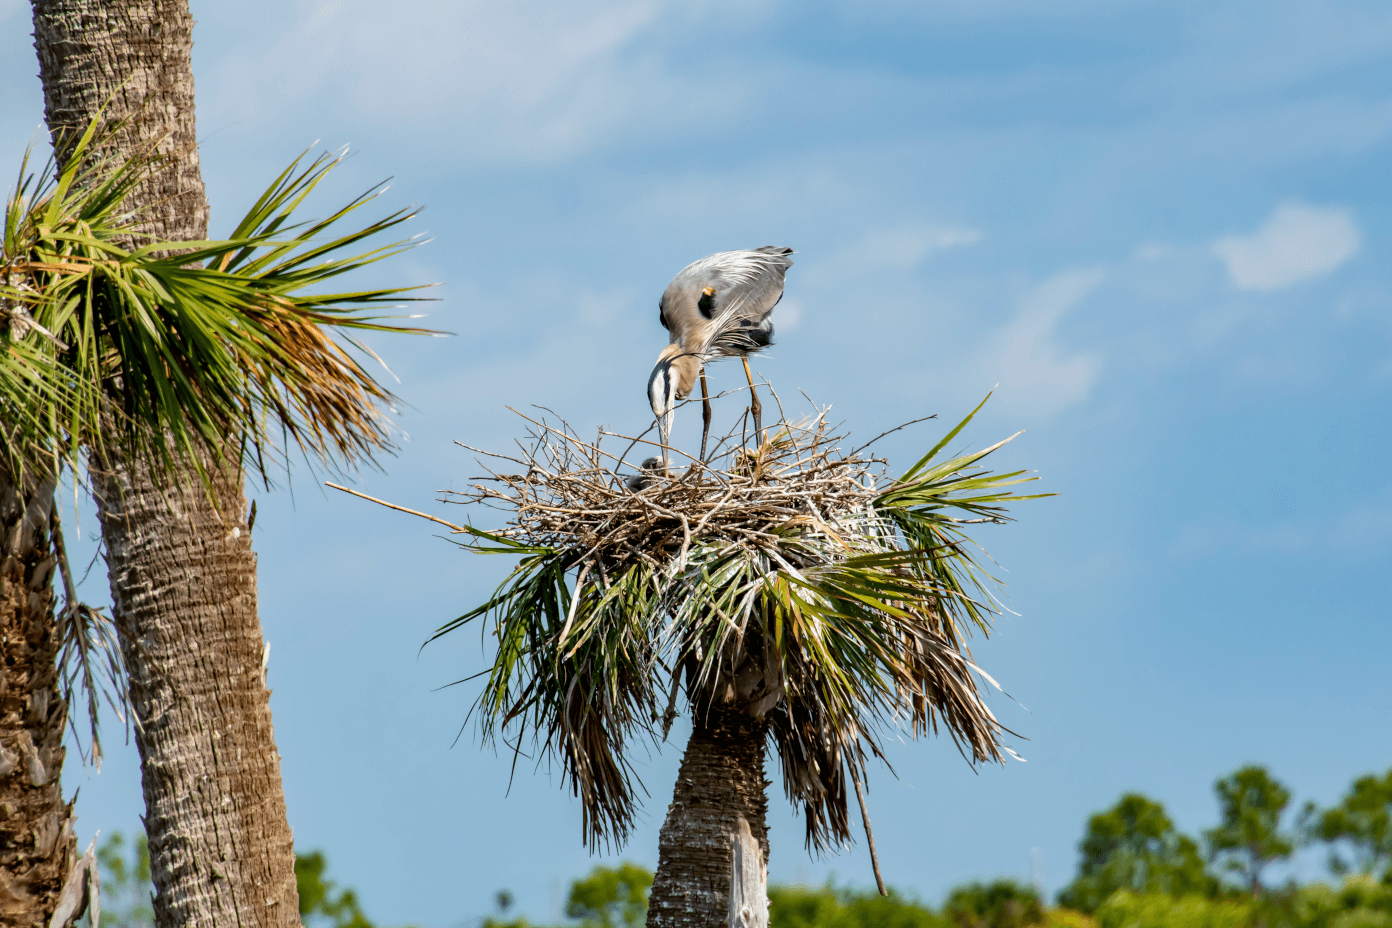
top-left (624, 457), bottom-right (664, 492)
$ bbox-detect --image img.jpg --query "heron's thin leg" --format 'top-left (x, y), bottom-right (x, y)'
top-left (742, 355), bottom-right (763, 446)
top-left (699, 369), bottom-right (712, 462)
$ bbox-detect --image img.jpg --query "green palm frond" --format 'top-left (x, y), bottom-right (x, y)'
top-left (430, 547), bottom-right (662, 849)
top-left (429, 399), bottom-right (1049, 853)
top-left (1, 116), bottom-right (436, 763)
top-left (1, 116), bottom-right (437, 484)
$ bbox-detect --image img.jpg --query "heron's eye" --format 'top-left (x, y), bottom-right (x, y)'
top-left (697, 288), bottom-right (716, 319)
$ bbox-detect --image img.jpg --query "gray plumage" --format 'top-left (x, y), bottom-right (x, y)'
top-left (646, 246), bottom-right (795, 469)
top-left (658, 246), bottom-right (794, 362)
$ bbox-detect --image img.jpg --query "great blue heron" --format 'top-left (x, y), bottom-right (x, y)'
top-left (647, 246), bottom-right (794, 468)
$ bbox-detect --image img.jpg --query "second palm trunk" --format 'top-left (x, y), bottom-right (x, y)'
top-left (0, 471), bottom-right (76, 926)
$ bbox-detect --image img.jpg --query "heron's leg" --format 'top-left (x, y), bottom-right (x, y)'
top-left (742, 355), bottom-right (763, 445)
top-left (699, 369), bottom-right (712, 462)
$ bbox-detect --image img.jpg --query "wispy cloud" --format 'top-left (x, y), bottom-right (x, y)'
top-left (1212, 203), bottom-right (1361, 291)
top-left (774, 296), bottom-right (805, 334)
top-left (204, 0), bottom-right (671, 161)
top-left (983, 268), bottom-right (1105, 416)
top-left (832, 224), bottom-right (983, 271)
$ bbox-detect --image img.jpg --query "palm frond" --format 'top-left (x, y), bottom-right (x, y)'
top-left (1, 117), bottom-right (436, 766)
top-left (1, 120), bottom-right (438, 486)
top-left (426, 398), bottom-right (1049, 852)
top-left (435, 549), bottom-right (661, 850)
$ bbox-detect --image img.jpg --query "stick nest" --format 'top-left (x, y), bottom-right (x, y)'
top-left (451, 408), bottom-right (886, 574)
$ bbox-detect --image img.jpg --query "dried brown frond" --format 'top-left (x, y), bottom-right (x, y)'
top-left (239, 296), bottom-right (397, 467)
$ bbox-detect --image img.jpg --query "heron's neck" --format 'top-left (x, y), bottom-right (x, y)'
top-left (669, 353), bottom-right (699, 400)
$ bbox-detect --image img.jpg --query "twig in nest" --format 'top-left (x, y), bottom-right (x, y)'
top-left (325, 482), bottom-right (466, 533)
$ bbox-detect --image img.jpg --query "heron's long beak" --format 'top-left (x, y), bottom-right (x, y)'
top-left (657, 407), bottom-right (673, 473)
top-left (648, 359), bottom-right (677, 472)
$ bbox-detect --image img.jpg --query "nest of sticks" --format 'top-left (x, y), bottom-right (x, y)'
top-left (419, 393), bottom-right (1039, 855)
top-left (455, 408), bottom-right (885, 575)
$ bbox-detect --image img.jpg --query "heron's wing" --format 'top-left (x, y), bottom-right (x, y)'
top-left (702, 248), bottom-right (793, 358)
top-left (660, 247), bottom-right (794, 357)
top-left (723, 248), bottom-right (793, 322)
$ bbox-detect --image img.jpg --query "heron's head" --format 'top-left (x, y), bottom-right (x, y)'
top-left (648, 344), bottom-right (699, 463)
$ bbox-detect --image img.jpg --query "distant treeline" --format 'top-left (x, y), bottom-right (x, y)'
top-left (89, 764), bottom-right (1392, 928)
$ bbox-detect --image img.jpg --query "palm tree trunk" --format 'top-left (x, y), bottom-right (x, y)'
top-left (647, 705), bottom-right (771, 928)
top-left (31, 0), bottom-right (209, 238)
top-left (31, 0), bottom-right (300, 924)
top-left (93, 455), bottom-right (299, 926)
top-left (0, 470), bottom-right (77, 928)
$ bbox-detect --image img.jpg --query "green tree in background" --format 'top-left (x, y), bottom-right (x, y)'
top-left (1315, 769), bottom-right (1392, 879)
top-left (1285, 875), bottom-right (1392, 928)
top-left (480, 865), bottom-right (651, 928)
top-left (1204, 765), bottom-right (1296, 896)
top-left (944, 880), bottom-right (1045, 928)
top-left (1090, 877), bottom-right (1392, 928)
top-left (481, 889), bottom-right (540, 928)
top-left (83, 832), bottom-right (154, 928)
top-left (79, 765), bottom-right (1392, 928)
top-left (296, 851), bottom-right (375, 928)
top-left (565, 863), bottom-right (652, 928)
top-left (1093, 891), bottom-right (1253, 928)
top-left (1057, 794), bottom-right (1210, 913)
top-left (768, 883), bottom-right (948, 928)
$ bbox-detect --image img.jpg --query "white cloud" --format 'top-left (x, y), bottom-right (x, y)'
top-left (833, 224), bottom-right (983, 271)
top-left (203, 0), bottom-right (670, 161)
top-left (576, 289), bottom-right (634, 328)
top-left (984, 268), bottom-right (1105, 416)
top-left (1132, 242), bottom-right (1176, 262)
top-left (1212, 203), bottom-right (1361, 291)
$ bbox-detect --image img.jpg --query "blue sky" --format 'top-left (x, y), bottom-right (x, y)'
top-left (3, 0), bottom-right (1391, 924)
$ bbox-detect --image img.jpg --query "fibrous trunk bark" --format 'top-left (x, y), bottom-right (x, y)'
top-left (93, 456), bottom-right (299, 927)
top-left (31, 0), bottom-right (209, 239)
top-left (0, 471), bottom-right (76, 927)
top-left (31, 0), bottom-right (301, 924)
top-left (648, 706), bottom-right (771, 928)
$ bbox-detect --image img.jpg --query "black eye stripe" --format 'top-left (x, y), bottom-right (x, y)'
top-left (697, 290), bottom-right (716, 319)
